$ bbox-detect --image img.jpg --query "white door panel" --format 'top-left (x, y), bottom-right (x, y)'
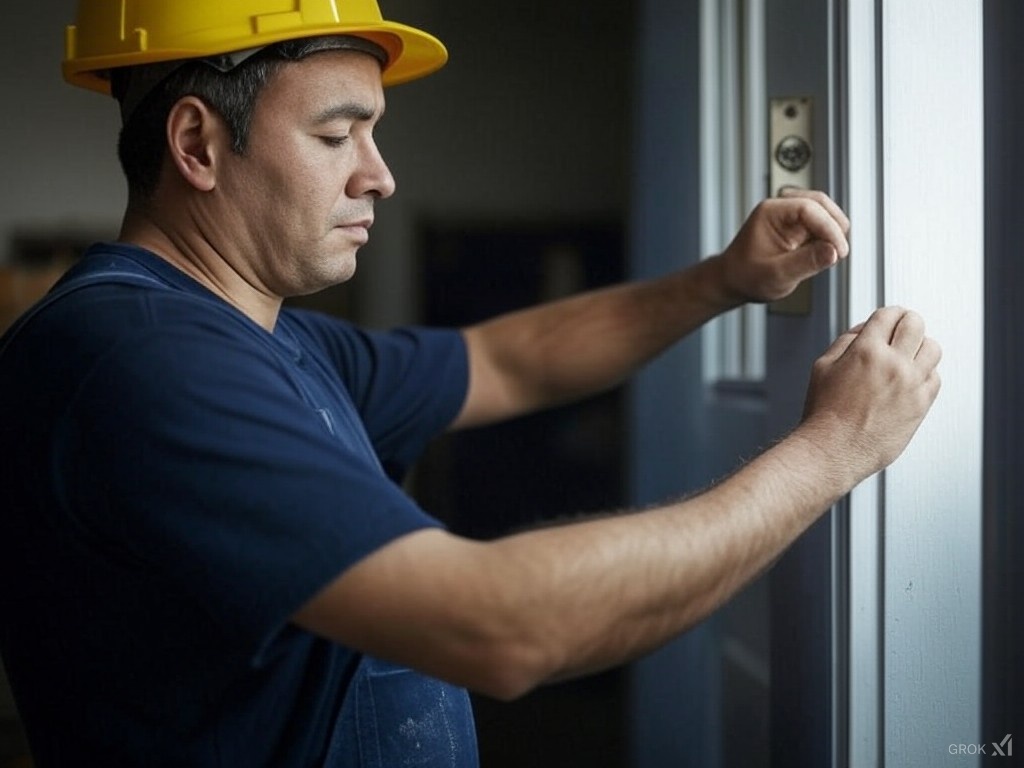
top-left (877, 3), bottom-right (984, 765)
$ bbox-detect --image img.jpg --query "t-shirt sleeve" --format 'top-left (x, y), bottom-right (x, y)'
top-left (282, 310), bottom-right (470, 479)
top-left (52, 318), bottom-right (442, 660)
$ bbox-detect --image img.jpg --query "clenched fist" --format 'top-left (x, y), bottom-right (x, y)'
top-left (717, 188), bottom-right (851, 305)
top-left (800, 306), bottom-right (942, 484)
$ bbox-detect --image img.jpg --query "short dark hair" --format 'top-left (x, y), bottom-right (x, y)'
top-left (110, 37), bottom-right (387, 202)
top-left (111, 51), bottom-right (282, 202)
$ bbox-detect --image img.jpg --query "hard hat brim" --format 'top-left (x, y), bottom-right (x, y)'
top-left (63, 20), bottom-right (447, 95)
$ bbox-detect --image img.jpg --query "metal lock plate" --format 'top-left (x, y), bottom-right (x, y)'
top-left (769, 97), bottom-right (814, 316)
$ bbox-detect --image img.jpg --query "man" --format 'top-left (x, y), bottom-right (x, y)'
top-left (0, 1), bottom-right (941, 766)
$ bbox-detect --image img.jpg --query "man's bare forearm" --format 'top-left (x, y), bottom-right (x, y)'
top-left (453, 192), bottom-right (852, 430)
top-left (294, 424), bottom-right (851, 700)
top-left (469, 425), bottom-right (850, 690)
top-left (455, 257), bottom-right (732, 428)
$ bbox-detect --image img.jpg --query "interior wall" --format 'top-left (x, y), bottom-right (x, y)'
top-left (353, 2), bottom-right (635, 326)
top-left (0, 3), bottom-right (125, 244)
top-left (0, 1), bottom-right (632, 326)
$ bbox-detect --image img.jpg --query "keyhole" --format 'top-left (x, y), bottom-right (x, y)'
top-left (775, 135), bottom-right (812, 172)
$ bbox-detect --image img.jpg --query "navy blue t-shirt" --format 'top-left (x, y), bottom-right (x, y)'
top-left (0, 244), bottom-right (478, 767)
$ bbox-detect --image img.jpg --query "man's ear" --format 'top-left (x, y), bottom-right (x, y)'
top-left (165, 96), bottom-right (227, 193)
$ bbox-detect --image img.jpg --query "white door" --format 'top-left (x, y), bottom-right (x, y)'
top-left (844, 4), bottom-right (984, 766)
top-left (628, 1), bottom-right (985, 766)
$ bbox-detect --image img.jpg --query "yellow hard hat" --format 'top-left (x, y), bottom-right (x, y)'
top-left (63, 0), bottom-right (448, 95)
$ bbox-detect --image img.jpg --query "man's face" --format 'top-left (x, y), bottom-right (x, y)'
top-left (213, 50), bottom-right (395, 298)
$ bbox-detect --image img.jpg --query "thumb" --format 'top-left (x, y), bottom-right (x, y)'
top-left (798, 240), bottom-right (839, 274)
top-left (768, 241), bottom-right (838, 302)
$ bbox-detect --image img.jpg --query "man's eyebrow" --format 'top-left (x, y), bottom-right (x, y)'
top-left (311, 102), bottom-right (380, 124)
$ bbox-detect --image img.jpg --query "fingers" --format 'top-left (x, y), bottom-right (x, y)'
top-left (854, 307), bottom-right (926, 355)
top-left (804, 240), bottom-right (840, 270)
top-left (817, 326), bottom-right (860, 364)
top-left (844, 307), bottom-right (942, 375)
top-left (809, 309), bottom-right (929, 375)
top-left (779, 187), bottom-right (852, 235)
top-left (783, 195), bottom-right (851, 261)
top-left (889, 308), bottom-right (926, 356)
top-left (806, 306), bottom-right (942, 478)
top-left (722, 190), bottom-right (850, 303)
top-left (853, 306), bottom-right (910, 346)
top-left (765, 241), bottom-right (834, 296)
top-left (915, 336), bottom-right (943, 369)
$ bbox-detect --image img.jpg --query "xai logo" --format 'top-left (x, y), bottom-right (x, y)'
top-left (948, 734), bottom-right (1012, 758)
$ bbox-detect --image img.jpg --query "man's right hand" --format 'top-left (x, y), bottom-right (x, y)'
top-left (799, 306), bottom-right (942, 485)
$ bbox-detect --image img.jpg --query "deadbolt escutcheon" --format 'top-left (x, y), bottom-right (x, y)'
top-left (769, 98), bottom-right (814, 316)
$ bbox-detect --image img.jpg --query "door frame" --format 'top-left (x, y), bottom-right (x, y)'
top-left (628, 1), bottom-right (986, 767)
